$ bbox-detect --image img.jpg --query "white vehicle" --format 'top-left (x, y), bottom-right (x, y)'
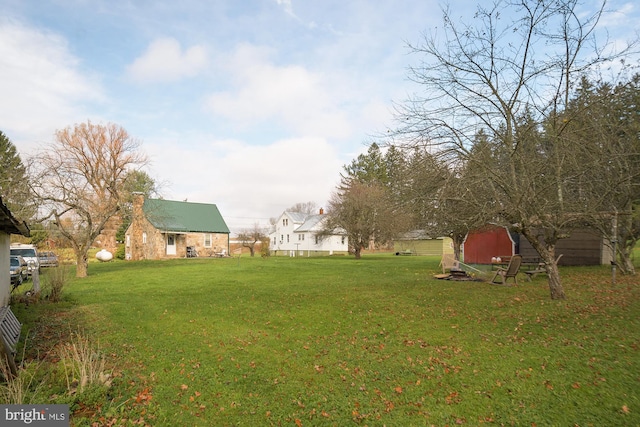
top-left (10, 244), bottom-right (40, 275)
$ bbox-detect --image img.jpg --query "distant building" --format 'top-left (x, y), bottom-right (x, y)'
top-left (269, 209), bottom-right (348, 256)
top-left (393, 230), bottom-right (454, 256)
top-left (125, 194), bottom-right (230, 260)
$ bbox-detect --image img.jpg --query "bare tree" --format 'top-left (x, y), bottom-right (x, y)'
top-left (324, 181), bottom-right (405, 259)
top-left (30, 121), bottom-right (147, 277)
top-left (287, 201), bottom-right (319, 215)
top-left (394, 0), bottom-right (636, 299)
top-left (399, 141), bottom-right (495, 260)
top-left (237, 223), bottom-right (268, 257)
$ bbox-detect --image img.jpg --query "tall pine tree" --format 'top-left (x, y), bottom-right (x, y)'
top-left (0, 131), bottom-right (34, 220)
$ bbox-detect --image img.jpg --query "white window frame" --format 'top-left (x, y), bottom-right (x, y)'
top-left (204, 233), bottom-right (212, 247)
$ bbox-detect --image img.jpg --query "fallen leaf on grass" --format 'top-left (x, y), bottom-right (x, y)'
top-left (135, 387), bottom-right (153, 404)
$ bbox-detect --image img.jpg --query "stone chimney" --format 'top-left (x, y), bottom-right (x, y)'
top-left (129, 192), bottom-right (145, 260)
top-left (132, 192), bottom-right (145, 219)
top-left (319, 207), bottom-right (324, 215)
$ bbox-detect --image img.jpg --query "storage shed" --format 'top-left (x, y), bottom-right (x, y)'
top-left (462, 225), bottom-right (515, 264)
top-left (463, 224), bottom-right (612, 266)
top-left (518, 229), bottom-right (613, 266)
top-left (393, 230), bottom-right (454, 256)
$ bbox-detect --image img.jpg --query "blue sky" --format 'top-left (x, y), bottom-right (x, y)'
top-left (1, 0), bottom-right (638, 233)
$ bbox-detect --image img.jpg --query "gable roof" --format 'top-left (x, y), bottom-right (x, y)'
top-left (143, 198), bottom-right (229, 234)
top-left (284, 211), bottom-right (308, 224)
top-left (296, 214), bottom-right (325, 232)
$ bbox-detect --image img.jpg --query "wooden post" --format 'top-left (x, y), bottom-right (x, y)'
top-left (611, 211), bottom-right (617, 287)
top-left (32, 267), bottom-right (41, 294)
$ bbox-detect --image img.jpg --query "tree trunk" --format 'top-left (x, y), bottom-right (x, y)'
top-left (353, 246), bottom-right (362, 259)
top-left (617, 234), bottom-right (637, 275)
top-left (620, 254), bottom-right (636, 275)
top-left (247, 244), bottom-right (255, 257)
top-left (521, 229), bottom-right (566, 300)
top-left (451, 233), bottom-right (465, 261)
top-left (76, 252), bottom-right (88, 278)
top-left (545, 261), bottom-right (566, 300)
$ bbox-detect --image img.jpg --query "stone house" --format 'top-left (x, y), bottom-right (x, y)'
top-left (125, 194), bottom-right (230, 260)
top-left (0, 197), bottom-right (30, 306)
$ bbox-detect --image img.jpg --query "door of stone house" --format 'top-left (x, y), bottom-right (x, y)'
top-left (166, 234), bottom-right (176, 256)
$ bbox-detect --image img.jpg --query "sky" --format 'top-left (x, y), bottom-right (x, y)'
top-left (1, 0), bottom-right (638, 234)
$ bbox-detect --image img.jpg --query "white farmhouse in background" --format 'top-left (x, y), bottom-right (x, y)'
top-left (269, 209), bottom-right (349, 257)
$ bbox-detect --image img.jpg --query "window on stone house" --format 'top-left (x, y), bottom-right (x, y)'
top-left (142, 232), bottom-right (147, 244)
top-left (204, 233), bottom-right (212, 247)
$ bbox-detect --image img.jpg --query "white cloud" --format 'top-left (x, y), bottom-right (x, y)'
top-left (597, 2), bottom-right (636, 28)
top-left (127, 37), bottom-right (207, 83)
top-left (0, 20), bottom-right (103, 150)
top-left (146, 133), bottom-right (342, 232)
top-left (275, 0), bottom-right (295, 17)
top-left (205, 44), bottom-right (351, 139)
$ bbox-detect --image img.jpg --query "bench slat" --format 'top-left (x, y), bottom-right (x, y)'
top-left (0, 306), bottom-right (22, 354)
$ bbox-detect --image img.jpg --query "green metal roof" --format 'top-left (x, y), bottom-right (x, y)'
top-left (143, 198), bottom-right (230, 234)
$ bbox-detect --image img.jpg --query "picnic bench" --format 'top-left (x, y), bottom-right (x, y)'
top-left (523, 255), bottom-right (563, 281)
top-left (492, 256), bottom-right (543, 271)
top-left (395, 250), bottom-right (414, 256)
top-left (0, 306), bottom-right (21, 376)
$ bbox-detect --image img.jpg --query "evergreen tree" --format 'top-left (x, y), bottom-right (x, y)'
top-left (0, 130), bottom-right (35, 220)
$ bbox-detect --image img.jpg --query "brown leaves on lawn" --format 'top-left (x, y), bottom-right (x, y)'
top-left (135, 387), bottom-right (153, 404)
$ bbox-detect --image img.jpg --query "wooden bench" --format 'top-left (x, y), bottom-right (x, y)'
top-left (524, 255), bottom-right (563, 281)
top-left (0, 306), bottom-right (22, 376)
top-left (395, 250), bottom-right (414, 256)
top-left (524, 267), bottom-right (547, 281)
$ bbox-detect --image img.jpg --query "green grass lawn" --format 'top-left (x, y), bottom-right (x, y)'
top-left (9, 254), bottom-right (640, 426)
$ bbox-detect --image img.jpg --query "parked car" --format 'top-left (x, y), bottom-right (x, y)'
top-left (38, 251), bottom-right (59, 268)
top-left (10, 255), bottom-right (28, 288)
top-left (10, 244), bottom-right (40, 275)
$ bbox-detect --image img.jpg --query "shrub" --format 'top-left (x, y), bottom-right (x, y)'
top-left (0, 361), bottom-right (48, 404)
top-left (42, 266), bottom-right (69, 302)
top-left (114, 243), bottom-right (126, 260)
top-left (57, 332), bottom-right (112, 395)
